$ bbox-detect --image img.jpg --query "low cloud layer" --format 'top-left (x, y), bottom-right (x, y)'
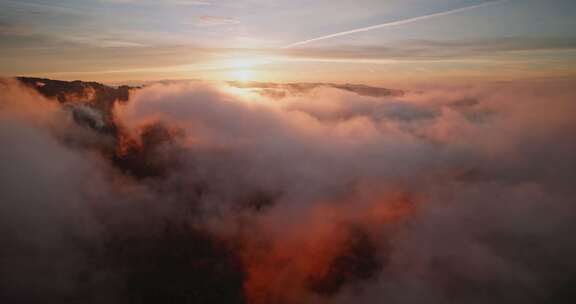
top-left (1, 77), bottom-right (575, 303)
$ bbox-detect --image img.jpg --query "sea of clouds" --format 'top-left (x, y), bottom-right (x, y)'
top-left (1, 78), bottom-right (575, 303)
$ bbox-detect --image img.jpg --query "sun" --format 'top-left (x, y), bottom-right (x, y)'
top-left (232, 69), bottom-right (255, 82)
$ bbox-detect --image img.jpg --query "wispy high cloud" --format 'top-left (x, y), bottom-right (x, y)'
top-left (196, 15), bottom-right (240, 26)
top-left (171, 0), bottom-right (211, 5)
top-left (102, 0), bottom-right (211, 5)
top-left (0, 22), bottom-right (33, 36)
top-left (283, 0), bottom-right (510, 48)
top-left (280, 37), bottom-right (576, 61)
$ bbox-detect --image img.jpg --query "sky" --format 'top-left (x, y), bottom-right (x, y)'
top-left (1, 0), bottom-right (576, 84)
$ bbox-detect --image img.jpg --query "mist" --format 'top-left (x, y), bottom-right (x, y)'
top-left (1, 77), bottom-right (575, 304)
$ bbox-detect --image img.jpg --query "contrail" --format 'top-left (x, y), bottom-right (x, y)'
top-left (282, 0), bottom-right (508, 48)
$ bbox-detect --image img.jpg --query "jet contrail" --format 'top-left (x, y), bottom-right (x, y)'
top-left (282, 0), bottom-right (509, 48)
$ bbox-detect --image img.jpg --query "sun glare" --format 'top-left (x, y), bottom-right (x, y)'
top-left (232, 69), bottom-right (255, 82)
